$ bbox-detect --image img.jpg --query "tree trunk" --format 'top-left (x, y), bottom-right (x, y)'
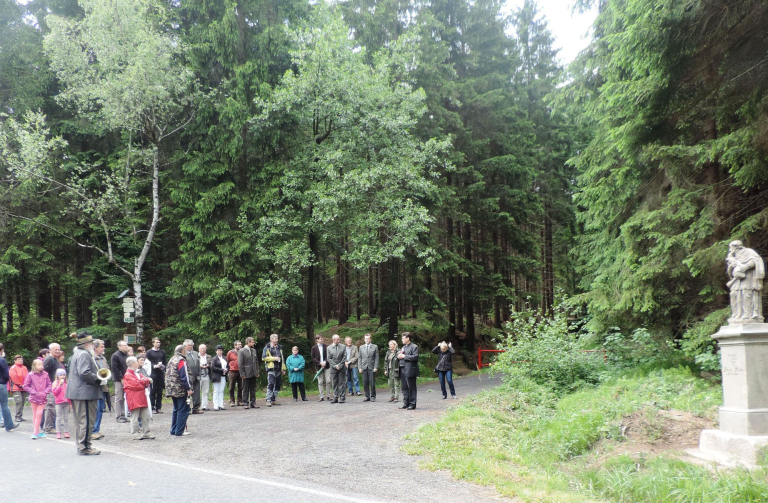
top-left (53, 281), bottom-right (62, 323)
top-left (367, 266), bottom-right (374, 317)
top-left (132, 146), bottom-right (162, 346)
top-left (493, 230), bottom-right (502, 328)
top-left (447, 218), bottom-right (456, 340)
top-left (306, 230), bottom-right (318, 342)
top-left (18, 262), bottom-right (30, 323)
top-left (281, 305), bottom-right (292, 333)
top-left (464, 222), bottom-right (475, 353)
top-left (36, 277), bottom-right (53, 320)
top-left (355, 269), bottom-right (361, 321)
top-left (5, 286), bottom-right (13, 333)
top-left (456, 275), bottom-right (464, 333)
top-left (542, 200), bottom-right (554, 316)
top-left (63, 283), bottom-right (70, 328)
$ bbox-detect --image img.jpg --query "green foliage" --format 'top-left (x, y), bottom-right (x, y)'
top-left (603, 327), bottom-right (685, 369)
top-left (407, 366), bottom-right (729, 502)
top-left (680, 308), bottom-right (729, 372)
top-left (582, 456), bottom-right (768, 503)
top-left (496, 301), bottom-right (610, 394)
top-left (567, 0), bottom-right (768, 347)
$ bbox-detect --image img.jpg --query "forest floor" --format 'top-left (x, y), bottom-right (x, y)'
top-left (6, 373), bottom-right (508, 503)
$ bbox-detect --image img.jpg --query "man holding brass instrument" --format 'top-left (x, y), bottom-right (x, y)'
top-left (67, 331), bottom-right (109, 455)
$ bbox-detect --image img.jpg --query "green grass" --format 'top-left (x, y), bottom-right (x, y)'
top-left (405, 367), bottom-right (768, 502)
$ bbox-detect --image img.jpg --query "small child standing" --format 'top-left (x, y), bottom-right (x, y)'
top-left (123, 356), bottom-right (154, 440)
top-left (51, 368), bottom-right (71, 439)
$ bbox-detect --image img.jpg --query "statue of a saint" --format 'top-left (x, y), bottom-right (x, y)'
top-left (726, 240), bottom-right (765, 323)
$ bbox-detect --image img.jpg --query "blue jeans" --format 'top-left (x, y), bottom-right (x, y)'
top-left (438, 370), bottom-right (455, 397)
top-left (92, 398), bottom-right (104, 433)
top-left (0, 386), bottom-right (14, 430)
top-left (346, 367), bottom-right (360, 393)
top-left (170, 397), bottom-right (190, 436)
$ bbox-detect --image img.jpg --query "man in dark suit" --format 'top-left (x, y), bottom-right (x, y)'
top-left (237, 337), bottom-right (259, 408)
top-left (310, 334), bottom-right (331, 402)
top-left (397, 332), bottom-right (419, 410)
top-left (184, 339), bottom-right (202, 414)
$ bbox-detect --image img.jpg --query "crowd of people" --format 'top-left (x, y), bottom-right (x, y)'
top-left (0, 330), bottom-right (459, 456)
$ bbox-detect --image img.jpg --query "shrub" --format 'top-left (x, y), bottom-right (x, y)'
top-left (602, 327), bottom-right (686, 369)
top-left (495, 301), bottom-right (610, 394)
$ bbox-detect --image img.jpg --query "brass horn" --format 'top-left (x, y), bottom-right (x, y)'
top-left (97, 368), bottom-right (111, 380)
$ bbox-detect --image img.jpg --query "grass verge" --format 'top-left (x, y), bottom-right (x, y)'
top-left (405, 367), bottom-right (768, 502)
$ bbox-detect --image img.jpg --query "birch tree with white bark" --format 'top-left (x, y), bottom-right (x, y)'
top-left (37, 0), bottom-right (196, 344)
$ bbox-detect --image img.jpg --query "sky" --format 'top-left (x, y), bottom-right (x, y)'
top-left (506, 0), bottom-right (598, 64)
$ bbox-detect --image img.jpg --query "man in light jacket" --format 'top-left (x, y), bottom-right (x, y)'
top-left (358, 333), bottom-right (379, 402)
top-left (310, 335), bottom-right (331, 401)
top-left (326, 335), bottom-right (347, 404)
top-left (237, 337), bottom-right (259, 409)
top-left (67, 331), bottom-right (108, 455)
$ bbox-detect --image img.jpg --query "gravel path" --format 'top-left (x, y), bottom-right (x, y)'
top-left (9, 373), bottom-right (507, 502)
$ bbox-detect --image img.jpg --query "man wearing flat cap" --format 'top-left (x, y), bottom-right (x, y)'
top-left (67, 331), bottom-right (109, 455)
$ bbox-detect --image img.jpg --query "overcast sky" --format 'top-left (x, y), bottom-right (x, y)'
top-left (506, 0), bottom-right (598, 64)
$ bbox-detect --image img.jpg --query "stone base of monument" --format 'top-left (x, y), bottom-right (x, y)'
top-left (690, 321), bottom-right (768, 469)
top-left (688, 429), bottom-right (768, 468)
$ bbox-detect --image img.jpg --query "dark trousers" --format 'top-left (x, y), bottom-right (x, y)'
top-left (191, 379), bottom-right (201, 411)
top-left (229, 370), bottom-right (242, 403)
top-left (291, 382), bottom-right (306, 400)
top-left (170, 397), bottom-right (190, 436)
top-left (266, 371), bottom-right (282, 402)
top-left (361, 369), bottom-right (376, 398)
top-left (401, 375), bottom-right (417, 407)
top-left (150, 371), bottom-right (165, 411)
top-left (242, 376), bottom-right (257, 405)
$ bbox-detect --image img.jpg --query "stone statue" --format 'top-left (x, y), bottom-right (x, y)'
top-left (726, 240), bottom-right (765, 323)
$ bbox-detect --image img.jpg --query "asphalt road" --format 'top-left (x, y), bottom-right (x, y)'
top-left (4, 373), bottom-right (505, 502)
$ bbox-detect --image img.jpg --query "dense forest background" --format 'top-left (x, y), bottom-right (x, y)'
top-left (1, 0), bottom-right (766, 370)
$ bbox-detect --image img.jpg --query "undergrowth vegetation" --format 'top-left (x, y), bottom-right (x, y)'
top-left (407, 299), bottom-right (767, 502)
top-left (406, 368), bottom-right (768, 502)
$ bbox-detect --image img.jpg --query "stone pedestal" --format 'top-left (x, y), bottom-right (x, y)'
top-left (696, 323), bottom-right (768, 467)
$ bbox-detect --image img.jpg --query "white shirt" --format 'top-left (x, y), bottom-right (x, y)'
top-left (317, 344), bottom-right (325, 362)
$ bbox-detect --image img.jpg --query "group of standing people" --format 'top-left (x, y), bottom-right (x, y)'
top-left (0, 329), bottom-right (459, 454)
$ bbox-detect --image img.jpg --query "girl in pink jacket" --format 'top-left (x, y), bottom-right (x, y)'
top-left (23, 359), bottom-right (51, 439)
top-left (52, 368), bottom-right (71, 439)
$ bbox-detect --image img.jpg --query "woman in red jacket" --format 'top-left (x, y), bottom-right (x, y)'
top-left (122, 356), bottom-right (154, 440)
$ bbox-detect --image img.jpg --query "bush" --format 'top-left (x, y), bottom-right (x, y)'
top-left (495, 302), bottom-right (610, 394)
top-left (602, 327), bottom-right (686, 369)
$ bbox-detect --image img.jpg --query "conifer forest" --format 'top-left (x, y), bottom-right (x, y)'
top-left (1, 0), bottom-right (767, 367)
